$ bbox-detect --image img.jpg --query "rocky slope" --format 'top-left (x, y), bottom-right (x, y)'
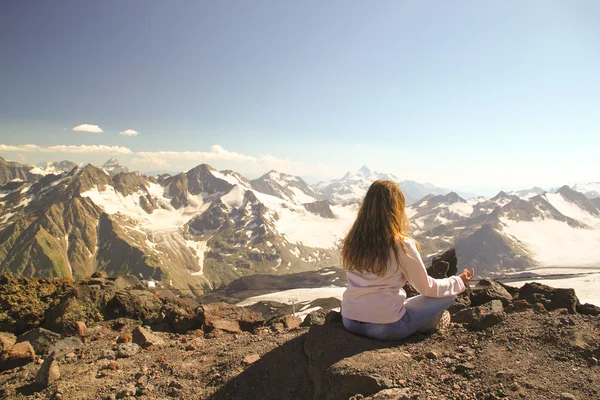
top-left (0, 272), bottom-right (599, 400)
top-left (0, 157), bottom-right (41, 185)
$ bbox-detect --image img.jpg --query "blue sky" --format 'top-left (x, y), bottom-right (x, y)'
top-left (1, 1), bottom-right (599, 196)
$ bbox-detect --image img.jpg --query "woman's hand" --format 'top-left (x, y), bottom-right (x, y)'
top-left (459, 268), bottom-right (475, 285)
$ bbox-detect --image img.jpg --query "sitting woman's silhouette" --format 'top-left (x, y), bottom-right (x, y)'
top-left (341, 180), bottom-right (474, 340)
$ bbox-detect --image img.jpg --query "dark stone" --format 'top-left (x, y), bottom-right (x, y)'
top-left (518, 282), bottom-right (579, 313)
top-left (577, 303), bottom-right (600, 316)
top-left (471, 279), bottom-right (513, 307)
top-left (198, 302), bottom-right (264, 333)
top-left (104, 290), bottom-right (163, 322)
top-left (300, 309), bottom-right (328, 327)
top-left (16, 328), bottom-right (61, 356)
top-left (267, 315), bottom-right (301, 330)
top-left (452, 304), bottom-right (506, 330)
top-left (429, 248), bottom-right (458, 278)
top-left (448, 290), bottom-right (472, 315)
top-left (324, 310), bottom-right (343, 325)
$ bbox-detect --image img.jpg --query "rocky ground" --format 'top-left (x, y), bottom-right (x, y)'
top-left (1, 269), bottom-right (600, 400)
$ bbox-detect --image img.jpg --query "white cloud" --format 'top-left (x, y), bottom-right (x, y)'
top-left (135, 144), bottom-right (342, 178)
top-left (0, 143), bottom-right (132, 155)
top-left (43, 145), bottom-right (132, 154)
top-left (73, 124), bottom-right (103, 133)
top-left (120, 129), bottom-right (139, 136)
top-left (0, 144), bottom-right (42, 152)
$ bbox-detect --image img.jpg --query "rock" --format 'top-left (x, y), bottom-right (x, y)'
top-left (198, 303), bottom-right (264, 334)
top-left (153, 298), bottom-right (202, 333)
top-left (74, 321), bottom-right (89, 337)
top-left (42, 291), bottom-right (99, 334)
top-left (576, 303), bottom-right (600, 316)
top-left (35, 351), bottom-right (60, 388)
top-left (300, 309), bottom-right (328, 327)
top-left (428, 248), bottom-right (458, 278)
top-left (532, 302), bottom-right (547, 313)
top-left (108, 360), bottom-right (119, 370)
top-left (452, 303), bottom-right (506, 330)
top-left (454, 362), bottom-right (476, 374)
top-left (243, 353), bottom-right (260, 365)
top-left (482, 300), bottom-right (504, 313)
top-left (304, 324), bottom-right (402, 400)
top-left (267, 315), bottom-right (302, 331)
top-left (131, 326), bottom-right (165, 348)
top-left (505, 299), bottom-right (532, 313)
top-left (448, 291), bottom-right (472, 315)
top-left (518, 282), bottom-right (579, 313)
top-left (90, 271), bottom-right (107, 279)
top-left (116, 342), bottom-right (141, 358)
top-left (470, 280), bottom-right (513, 307)
top-left (16, 327), bottom-right (61, 355)
top-left (0, 332), bottom-right (16, 352)
top-left (365, 388), bottom-right (411, 400)
top-left (102, 349), bottom-right (116, 360)
top-left (113, 275), bottom-right (142, 290)
top-left (105, 290), bottom-right (163, 322)
top-left (116, 384), bottom-right (137, 399)
top-left (117, 333), bottom-right (132, 343)
top-left (324, 310), bottom-right (343, 325)
top-left (560, 393), bottom-right (576, 400)
top-left (0, 341), bottom-right (35, 371)
top-left (47, 337), bottom-right (84, 356)
top-left (425, 351), bottom-right (438, 360)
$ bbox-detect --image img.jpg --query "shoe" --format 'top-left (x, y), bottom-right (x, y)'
top-left (436, 310), bottom-right (451, 330)
top-left (418, 310), bottom-right (451, 333)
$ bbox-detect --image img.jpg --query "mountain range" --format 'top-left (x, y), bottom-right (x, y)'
top-left (0, 155), bottom-right (599, 293)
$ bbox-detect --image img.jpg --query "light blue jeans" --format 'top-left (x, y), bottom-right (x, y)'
top-left (342, 295), bottom-right (456, 341)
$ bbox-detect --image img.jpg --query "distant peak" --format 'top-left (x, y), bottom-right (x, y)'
top-left (358, 165), bottom-right (371, 175)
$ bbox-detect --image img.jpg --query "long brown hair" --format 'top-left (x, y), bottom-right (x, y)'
top-left (342, 180), bottom-right (419, 276)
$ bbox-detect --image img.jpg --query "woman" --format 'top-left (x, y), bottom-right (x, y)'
top-left (341, 180), bottom-right (474, 341)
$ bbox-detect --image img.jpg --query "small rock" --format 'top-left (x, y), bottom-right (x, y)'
top-left (560, 394), bottom-right (576, 400)
top-left (115, 342), bottom-right (141, 358)
top-left (65, 352), bottom-right (77, 360)
top-left (117, 333), bottom-right (132, 343)
top-left (116, 384), bottom-right (136, 399)
top-left (425, 351), bottom-right (438, 360)
top-left (0, 341), bottom-right (35, 371)
top-left (243, 353), bottom-right (260, 365)
top-left (0, 332), bottom-right (16, 352)
top-left (169, 380), bottom-right (183, 390)
top-left (366, 388), bottom-right (411, 399)
top-left (300, 308), bottom-right (328, 327)
top-left (47, 337), bottom-right (84, 356)
top-left (102, 349), bottom-right (116, 360)
top-left (35, 352), bottom-right (60, 388)
top-left (74, 321), bottom-right (89, 337)
top-left (454, 362), bottom-right (476, 374)
top-left (131, 326), bottom-right (164, 348)
top-left (108, 361), bottom-right (119, 370)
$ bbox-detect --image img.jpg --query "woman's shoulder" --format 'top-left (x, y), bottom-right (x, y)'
top-left (395, 236), bottom-right (419, 255)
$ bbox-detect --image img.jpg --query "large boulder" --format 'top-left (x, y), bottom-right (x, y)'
top-left (198, 303), bottom-right (264, 334)
top-left (104, 290), bottom-right (163, 322)
top-left (16, 327), bottom-right (61, 356)
top-left (152, 298), bottom-right (202, 333)
top-left (304, 324), bottom-right (411, 400)
top-left (470, 279), bottom-right (513, 307)
top-left (518, 282), bottom-right (580, 313)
